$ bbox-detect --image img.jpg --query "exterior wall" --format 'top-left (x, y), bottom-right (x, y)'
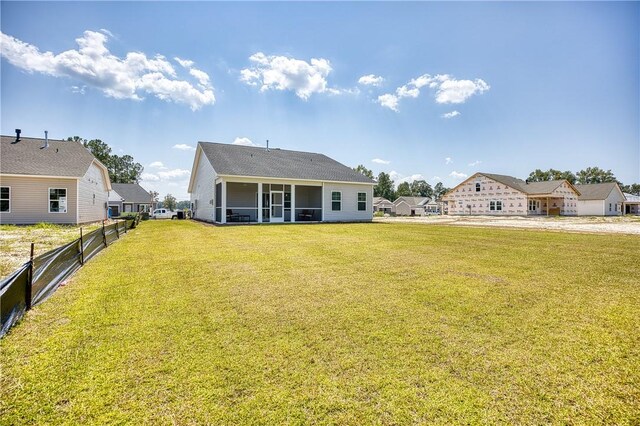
top-left (549, 182), bottom-right (578, 216)
top-left (190, 151), bottom-right (217, 222)
top-left (394, 201), bottom-right (415, 216)
top-left (78, 162), bottom-right (109, 223)
top-left (604, 189), bottom-right (624, 216)
top-left (445, 176), bottom-right (528, 215)
top-left (322, 183), bottom-right (373, 222)
top-left (0, 175), bottom-right (78, 224)
top-left (577, 200), bottom-right (604, 216)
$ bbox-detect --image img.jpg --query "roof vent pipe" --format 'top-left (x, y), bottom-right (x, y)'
top-left (42, 130), bottom-right (49, 149)
top-left (15, 129), bottom-right (21, 142)
top-left (266, 139), bottom-right (270, 152)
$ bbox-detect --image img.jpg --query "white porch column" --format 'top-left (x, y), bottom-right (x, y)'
top-left (291, 184), bottom-right (296, 223)
top-left (221, 180), bottom-right (227, 224)
top-left (258, 182), bottom-right (263, 223)
top-left (321, 183), bottom-right (325, 222)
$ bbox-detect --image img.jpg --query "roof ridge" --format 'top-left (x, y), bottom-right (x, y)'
top-left (198, 141), bottom-right (325, 156)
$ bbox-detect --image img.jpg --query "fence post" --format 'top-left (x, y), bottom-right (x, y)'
top-left (124, 219), bottom-right (127, 233)
top-left (116, 221), bottom-right (120, 239)
top-left (102, 221), bottom-right (108, 247)
top-left (26, 243), bottom-right (34, 311)
top-left (79, 227), bottom-right (84, 265)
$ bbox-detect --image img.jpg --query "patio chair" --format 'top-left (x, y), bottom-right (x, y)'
top-left (226, 209), bottom-right (240, 222)
top-left (298, 209), bottom-right (313, 221)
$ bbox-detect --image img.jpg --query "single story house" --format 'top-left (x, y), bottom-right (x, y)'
top-left (423, 198), bottom-right (442, 214)
top-left (373, 197), bottom-right (394, 214)
top-left (393, 196), bottom-right (429, 216)
top-left (1, 132), bottom-right (111, 224)
top-left (188, 142), bottom-right (375, 223)
top-left (108, 183), bottom-right (156, 216)
top-left (574, 182), bottom-right (625, 216)
top-left (623, 193), bottom-right (640, 215)
top-left (443, 172), bottom-right (580, 216)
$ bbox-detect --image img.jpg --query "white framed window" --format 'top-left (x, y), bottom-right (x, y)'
top-left (331, 191), bottom-right (341, 211)
top-left (528, 200), bottom-right (539, 211)
top-left (490, 200), bottom-right (503, 211)
top-left (475, 183), bottom-right (481, 192)
top-left (496, 201), bottom-right (502, 211)
top-left (1, 186), bottom-right (10, 213)
top-left (49, 188), bottom-right (67, 213)
top-left (357, 192), bottom-right (367, 211)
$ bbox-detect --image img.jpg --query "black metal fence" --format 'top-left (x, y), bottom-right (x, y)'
top-left (0, 216), bottom-right (140, 338)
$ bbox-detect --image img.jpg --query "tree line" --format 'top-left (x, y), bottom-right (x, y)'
top-left (527, 167), bottom-right (639, 195)
top-left (353, 165), bottom-right (450, 202)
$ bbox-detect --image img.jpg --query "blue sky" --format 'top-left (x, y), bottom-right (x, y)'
top-left (1, 2), bottom-right (638, 200)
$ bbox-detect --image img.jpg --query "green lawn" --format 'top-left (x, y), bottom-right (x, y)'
top-left (1, 221), bottom-right (638, 424)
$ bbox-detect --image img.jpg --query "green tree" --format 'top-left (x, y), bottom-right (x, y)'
top-left (149, 191), bottom-right (159, 203)
top-left (620, 183), bottom-right (640, 195)
top-left (374, 172), bottom-right (395, 201)
top-left (163, 194), bottom-right (177, 211)
top-left (68, 136), bottom-right (144, 183)
top-left (576, 167), bottom-right (617, 185)
top-left (353, 164), bottom-right (374, 180)
top-left (433, 182), bottom-right (449, 199)
top-left (527, 168), bottom-right (577, 184)
top-left (176, 200), bottom-right (191, 210)
top-left (410, 180), bottom-right (433, 197)
top-left (396, 182), bottom-right (412, 197)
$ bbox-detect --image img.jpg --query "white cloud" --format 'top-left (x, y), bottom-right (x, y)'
top-left (174, 57), bottom-right (194, 68)
top-left (372, 158), bottom-right (390, 165)
top-left (445, 157), bottom-right (453, 165)
top-left (149, 161), bottom-right (167, 169)
top-left (232, 137), bottom-right (260, 147)
top-left (436, 78), bottom-right (489, 104)
top-left (468, 160), bottom-right (482, 167)
top-left (431, 176), bottom-right (441, 182)
top-left (377, 93), bottom-right (399, 112)
top-left (358, 74), bottom-right (384, 86)
top-left (100, 29), bottom-right (115, 38)
top-left (173, 144), bottom-right (195, 151)
top-left (0, 30), bottom-right (215, 110)
top-left (240, 52), bottom-right (333, 100)
top-left (442, 110), bottom-right (461, 119)
top-left (71, 85), bottom-right (86, 94)
top-left (158, 168), bottom-right (191, 179)
top-left (449, 171), bottom-right (468, 179)
top-left (376, 73), bottom-right (489, 111)
top-left (388, 171), bottom-right (425, 187)
top-left (141, 172), bottom-right (160, 182)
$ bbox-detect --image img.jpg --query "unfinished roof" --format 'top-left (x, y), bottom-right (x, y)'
top-left (574, 183), bottom-right (620, 200)
top-left (480, 173), bottom-right (573, 195)
top-left (1, 135), bottom-right (99, 178)
top-left (198, 142), bottom-right (374, 184)
top-left (111, 183), bottom-right (153, 203)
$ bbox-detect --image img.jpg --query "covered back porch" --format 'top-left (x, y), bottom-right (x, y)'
top-left (526, 196), bottom-right (565, 216)
top-left (215, 180), bottom-right (323, 224)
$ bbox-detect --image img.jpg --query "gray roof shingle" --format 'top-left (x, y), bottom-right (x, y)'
top-left (480, 173), bottom-right (572, 195)
top-left (198, 142), bottom-right (374, 184)
top-left (574, 183), bottom-right (620, 200)
top-left (111, 183), bottom-right (153, 203)
top-left (1, 135), bottom-right (98, 178)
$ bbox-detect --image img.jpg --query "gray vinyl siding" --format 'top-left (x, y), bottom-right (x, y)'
top-left (322, 183), bottom-right (373, 222)
top-left (190, 150), bottom-right (217, 222)
top-left (0, 175), bottom-right (78, 224)
top-left (78, 162), bottom-right (109, 223)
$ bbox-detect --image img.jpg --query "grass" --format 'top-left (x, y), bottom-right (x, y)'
top-left (0, 222), bottom-right (103, 279)
top-left (1, 220), bottom-right (638, 424)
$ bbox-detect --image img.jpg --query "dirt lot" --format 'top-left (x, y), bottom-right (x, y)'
top-left (0, 222), bottom-right (106, 280)
top-left (375, 214), bottom-right (640, 235)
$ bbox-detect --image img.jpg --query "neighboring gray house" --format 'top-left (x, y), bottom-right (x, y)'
top-left (0, 132), bottom-right (111, 224)
top-left (373, 197), bottom-right (394, 214)
top-left (575, 182), bottom-right (625, 216)
top-left (188, 142), bottom-right (374, 223)
top-left (393, 196), bottom-right (429, 216)
top-left (108, 183), bottom-right (156, 216)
